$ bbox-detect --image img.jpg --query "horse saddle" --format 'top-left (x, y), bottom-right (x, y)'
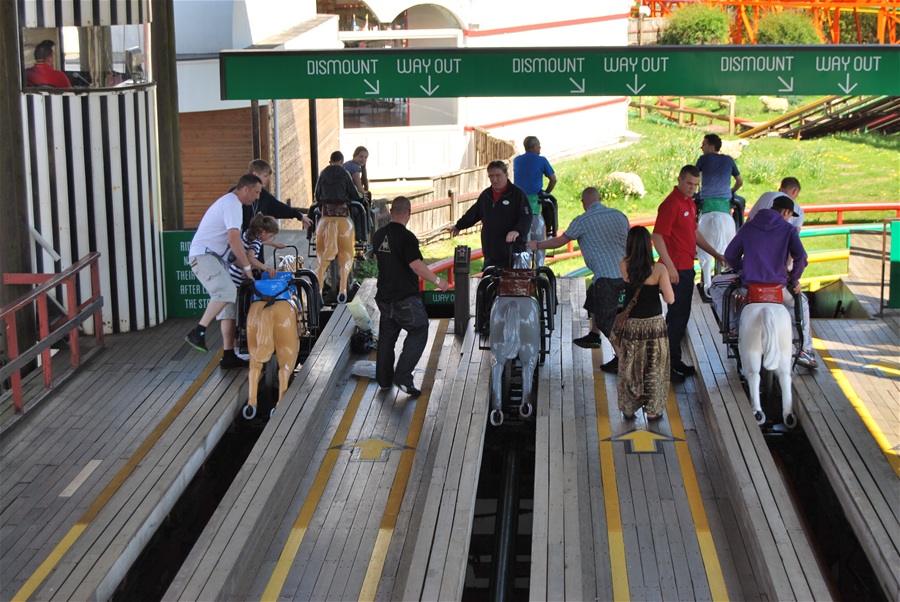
top-left (322, 201), bottom-right (350, 217)
top-left (252, 273), bottom-right (295, 306)
top-left (746, 283), bottom-right (783, 304)
top-left (497, 269), bottom-right (537, 298)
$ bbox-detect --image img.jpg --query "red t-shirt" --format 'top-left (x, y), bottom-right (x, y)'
top-left (654, 186), bottom-right (697, 270)
top-left (25, 64), bottom-right (70, 88)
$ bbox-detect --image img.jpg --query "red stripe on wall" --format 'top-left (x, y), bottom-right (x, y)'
top-left (463, 13), bottom-right (630, 37)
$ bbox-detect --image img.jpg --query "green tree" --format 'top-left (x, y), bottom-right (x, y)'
top-left (658, 4), bottom-right (730, 45)
top-left (839, 11), bottom-right (880, 44)
top-left (757, 10), bottom-right (822, 44)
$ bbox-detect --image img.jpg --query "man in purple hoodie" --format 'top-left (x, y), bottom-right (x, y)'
top-left (724, 195), bottom-right (818, 368)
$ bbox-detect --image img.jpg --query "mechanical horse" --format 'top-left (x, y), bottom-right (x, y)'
top-left (315, 204), bottom-right (356, 304)
top-left (723, 282), bottom-right (798, 429)
top-left (309, 200), bottom-right (370, 305)
top-left (239, 250), bottom-right (322, 420)
top-left (476, 265), bottom-right (557, 426)
top-left (696, 199), bottom-right (736, 297)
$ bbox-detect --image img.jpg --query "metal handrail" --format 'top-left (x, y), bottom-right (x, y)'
top-left (1, 252), bottom-right (104, 415)
top-left (426, 202), bottom-right (900, 285)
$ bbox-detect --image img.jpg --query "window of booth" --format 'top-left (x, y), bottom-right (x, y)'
top-left (22, 25), bottom-right (149, 90)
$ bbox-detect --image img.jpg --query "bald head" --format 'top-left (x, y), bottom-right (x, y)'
top-left (581, 187), bottom-right (601, 208)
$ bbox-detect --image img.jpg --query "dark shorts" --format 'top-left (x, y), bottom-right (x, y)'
top-left (584, 277), bottom-right (625, 337)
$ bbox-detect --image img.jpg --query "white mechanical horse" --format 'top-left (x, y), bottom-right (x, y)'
top-left (738, 302), bottom-right (797, 428)
top-left (697, 210), bottom-right (736, 296)
top-left (489, 295), bottom-right (541, 427)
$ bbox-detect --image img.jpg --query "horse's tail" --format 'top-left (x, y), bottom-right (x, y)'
top-left (248, 302), bottom-right (276, 362)
top-left (318, 219), bottom-right (339, 261)
top-left (760, 307), bottom-right (781, 371)
top-left (500, 300), bottom-right (522, 359)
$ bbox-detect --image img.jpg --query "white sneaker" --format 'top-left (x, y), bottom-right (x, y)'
top-left (235, 351), bottom-right (250, 361)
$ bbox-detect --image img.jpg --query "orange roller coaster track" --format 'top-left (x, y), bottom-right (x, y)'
top-left (642, 1), bottom-right (900, 44)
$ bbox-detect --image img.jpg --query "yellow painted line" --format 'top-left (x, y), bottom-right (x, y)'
top-left (262, 362), bottom-right (371, 602)
top-left (358, 320), bottom-right (449, 601)
top-left (665, 388), bottom-right (730, 601)
top-left (13, 350), bottom-right (223, 602)
top-left (813, 335), bottom-right (900, 478)
top-left (592, 348), bottom-right (630, 602)
top-left (866, 359), bottom-right (900, 378)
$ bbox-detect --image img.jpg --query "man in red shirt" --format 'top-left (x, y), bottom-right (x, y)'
top-left (652, 165), bottom-right (724, 382)
top-left (25, 40), bottom-right (70, 88)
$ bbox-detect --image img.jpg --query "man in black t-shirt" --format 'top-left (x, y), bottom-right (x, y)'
top-left (372, 197), bottom-right (449, 396)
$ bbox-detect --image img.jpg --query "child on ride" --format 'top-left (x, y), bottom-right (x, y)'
top-left (227, 214), bottom-right (279, 363)
top-left (617, 226), bottom-right (675, 421)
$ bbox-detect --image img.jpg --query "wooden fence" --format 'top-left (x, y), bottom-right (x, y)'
top-left (375, 127), bottom-right (515, 241)
top-left (631, 96), bottom-right (737, 134)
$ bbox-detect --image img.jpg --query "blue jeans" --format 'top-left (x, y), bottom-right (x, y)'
top-left (376, 295), bottom-right (429, 389)
top-left (666, 269), bottom-right (695, 366)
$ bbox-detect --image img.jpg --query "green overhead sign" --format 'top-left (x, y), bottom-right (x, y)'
top-left (220, 45), bottom-right (899, 100)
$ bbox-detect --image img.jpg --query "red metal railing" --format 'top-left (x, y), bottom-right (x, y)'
top-left (425, 202), bottom-right (900, 285)
top-left (1, 252), bottom-right (104, 415)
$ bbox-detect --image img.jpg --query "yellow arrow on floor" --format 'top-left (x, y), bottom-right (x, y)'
top-left (865, 359), bottom-right (900, 378)
top-left (610, 429), bottom-right (674, 453)
top-left (341, 438), bottom-right (407, 461)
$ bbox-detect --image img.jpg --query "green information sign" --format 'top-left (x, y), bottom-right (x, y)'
top-left (220, 45), bottom-right (899, 100)
top-left (162, 230), bottom-right (207, 318)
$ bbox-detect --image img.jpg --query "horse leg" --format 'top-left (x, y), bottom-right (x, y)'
top-left (776, 336), bottom-right (797, 428)
top-left (489, 357), bottom-right (505, 426)
top-left (337, 248), bottom-right (353, 303)
top-left (518, 348), bottom-right (537, 418)
top-left (739, 326), bottom-right (765, 425)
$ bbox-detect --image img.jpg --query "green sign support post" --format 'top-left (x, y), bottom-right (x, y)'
top-left (220, 45), bottom-right (900, 100)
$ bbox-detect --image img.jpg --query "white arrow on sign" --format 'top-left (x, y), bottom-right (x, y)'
top-left (838, 73), bottom-right (858, 94)
top-left (364, 79), bottom-right (380, 95)
top-left (777, 76), bottom-right (794, 93)
top-left (420, 75), bottom-right (439, 96)
top-left (569, 78), bottom-right (585, 94)
top-left (626, 74), bottom-right (646, 95)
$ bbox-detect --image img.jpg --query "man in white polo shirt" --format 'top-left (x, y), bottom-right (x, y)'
top-left (184, 174), bottom-right (262, 368)
top-left (748, 176), bottom-right (804, 231)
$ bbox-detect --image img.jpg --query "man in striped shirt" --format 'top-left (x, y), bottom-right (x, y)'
top-left (527, 187), bottom-right (629, 372)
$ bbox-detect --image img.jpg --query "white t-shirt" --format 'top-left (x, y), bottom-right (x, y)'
top-left (189, 192), bottom-right (244, 257)
top-left (747, 191), bottom-right (804, 229)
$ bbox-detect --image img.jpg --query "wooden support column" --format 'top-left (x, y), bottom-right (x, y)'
top-left (151, 0), bottom-right (184, 230)
top-left (0, 0), bottom-right (36, 354)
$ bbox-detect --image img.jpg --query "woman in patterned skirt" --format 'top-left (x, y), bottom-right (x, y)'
top-left (617, 226), bottom-right (675, 420)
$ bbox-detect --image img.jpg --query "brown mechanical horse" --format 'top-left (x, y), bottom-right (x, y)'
top-left (244, 277), bottom-right (302, 419)
top-left (315, 202), bottom-right (356, 304)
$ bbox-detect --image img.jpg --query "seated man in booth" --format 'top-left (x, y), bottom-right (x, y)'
top-left (25, 40), bottom-right (70, 88)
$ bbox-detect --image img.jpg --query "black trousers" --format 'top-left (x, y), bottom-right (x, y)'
top-left (666, 269), bottom-right (695, 366)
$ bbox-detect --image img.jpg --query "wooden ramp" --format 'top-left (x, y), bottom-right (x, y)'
top-left (168, 278), bottom-right (771, 600)
top-left (0, 318), bottom-right (243, 601)
top-left (806, 231), bottom-right (900, 600)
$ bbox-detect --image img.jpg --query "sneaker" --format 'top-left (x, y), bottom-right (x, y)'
top-left (573, 332), bottom-right (602, 349)
top-left (600, 356), bottom-right (619, 373)
top-left (797, 350), bottom-right (819, 370)
top-left (672, 361), bottom-right (696, 376)
top-left (395, 382), bottom-right (422, 397)
top-left (670, 369), bottom-right (686, 383)
top-left (220, 353), bottom-right (249, 369)
top-left (185, 328), bottom-right (208, 353)
top-left (235, 351), bottom-right (250, 361)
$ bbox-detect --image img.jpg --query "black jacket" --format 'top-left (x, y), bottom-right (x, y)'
top-left (455, 182), bottom-right (532, 268)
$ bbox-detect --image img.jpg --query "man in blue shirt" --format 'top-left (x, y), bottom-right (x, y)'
top-left (527, 187), bottom-right (629, 372)
top-left (696, 134), bottom-right (743, 224)
top-left (514, 136), bottom-right (557, 263)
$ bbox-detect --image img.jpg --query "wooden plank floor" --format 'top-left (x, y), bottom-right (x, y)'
top-left (803, 231), bottom-right (900, 600)
top-left (0, 317), bottom-right (238, 601)
top-left (167, 276), bottom-right (771, 601)
top-left (689, 295), bottom-right (832, 600)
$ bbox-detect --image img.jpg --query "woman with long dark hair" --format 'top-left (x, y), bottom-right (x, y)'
top-left (617, 226), bottom-right (675, 420)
